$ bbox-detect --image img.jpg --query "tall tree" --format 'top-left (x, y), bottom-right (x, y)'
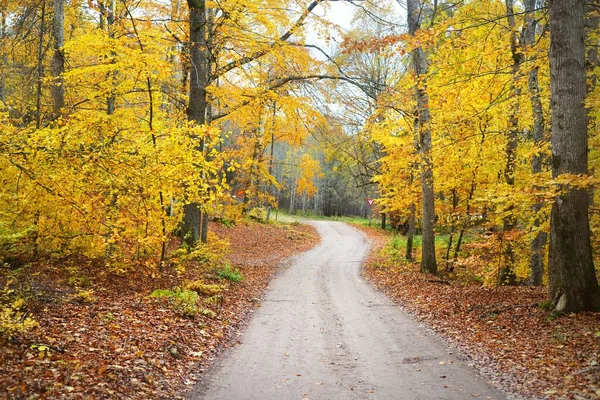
top-left (1, 4), bottom-right (7, 104)
top-left (35, 0), bottom-right (46, 129)
top-left (106, 0), bottom-right (116, 115)
top-left (182, 0), bottom-right (208, 247)
top-left (407, 0), bottom-right (437, 274)
top-left (548, 0), bottom-right (600, 312)
top-left (498, 0), bottom-right (522, 285)
top-left (524, 0), bottom-right (547, 286)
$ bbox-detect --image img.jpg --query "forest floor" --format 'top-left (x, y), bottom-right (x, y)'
top-left (0, 220), bottom-right (319, 399)
top-left (358, 225), bottom-right (600, 400)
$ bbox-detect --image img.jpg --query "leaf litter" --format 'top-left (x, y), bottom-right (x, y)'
top-left (359, 225), bottom-right (600, 400)
top-left (0, 221), bottom-right (319, 399)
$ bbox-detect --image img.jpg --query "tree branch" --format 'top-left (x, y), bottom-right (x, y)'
top-left (214, 0), bottom-right (324, 77)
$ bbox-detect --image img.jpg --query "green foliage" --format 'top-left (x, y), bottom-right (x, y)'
top-left (539, 300), bottom-right (554, 311)
top-left (150, 287), bottom-right (216, 318)
top-left (220, 218), bottom-right (235, 228)
top-left (215, 264), bottom-right (244, 282)
top-left (0, 282), bottom-right (38, 341)
top-left (386, 235), bottom-right (408, 262)
top-left (547, 310), bottom-right (565, 322)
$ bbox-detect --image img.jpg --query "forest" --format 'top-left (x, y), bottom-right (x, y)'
top-left (0, 0), bottom-right (599, 397)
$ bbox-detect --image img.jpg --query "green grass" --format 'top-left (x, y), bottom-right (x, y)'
top-left (391, 233), bottom-right (453, 248)
top-left (387, 232), bottom-right (477, 263)
top-left (276, 210), bottom-right (373, 226)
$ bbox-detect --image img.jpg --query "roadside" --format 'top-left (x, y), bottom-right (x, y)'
top-left (357, 225), bottom-right (600, 400)
top-left (0, 220), bottom-right (319, 399)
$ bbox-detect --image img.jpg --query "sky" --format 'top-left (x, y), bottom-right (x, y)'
top-left (305, 2), bottom-right (356, 53)
top-left (298, 1), bottom-right (406, 133)
top-left (305, 1), bottom-right (405, 55)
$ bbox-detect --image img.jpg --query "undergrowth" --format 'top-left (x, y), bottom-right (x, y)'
top-left (215, 264), bottom-right (244, 282)
top-left (150, 287), bottom-right (216, 318)
top-left (0, 279), bottom-right (38, 341)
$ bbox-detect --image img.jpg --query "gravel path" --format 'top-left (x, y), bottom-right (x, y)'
top-left (190, 221), bottom-right (504, 400)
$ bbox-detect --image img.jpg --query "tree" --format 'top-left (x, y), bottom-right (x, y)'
top-left (407, 0), bottom-right (437, 274)
top-left (523, 0), bottom-right (547, 286)
top-left (547, 0), bottom-right (600, 312)
top-left (182, 0), bottom-right (209, 247)
top-left (498, 0), bottom-right (522, 285)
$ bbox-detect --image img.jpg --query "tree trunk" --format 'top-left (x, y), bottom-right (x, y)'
top-left (548, 0), bottom-right (600, 312)
top-left (35, 1), bottom-right (46, 129)
top-left (445, 188), bottom-right (458, 272)
top-left (499, 0), bottom-right (522, 285)
top-left (52, 0), bottom-right (65, 117)
top-left (302, 192), bottom-right (307, 213)
top-left (407, 0), bottom-right (437, 274)
top-left (381, 212), bottom-right (386, 230)
top-left (265, 104), bottom-right (276, 223)
top-left (454, 178), bottom-right (476, 262)
top-left (406, 203), bottom-right (416, 261)
top-left (524, 0), bottom-right (547, 286)
top-left (1, 10), bottom-right (6, 104)
top-left (182, 0), bottom-right (208, 247)
top-left (106, 0), bottom-right (116, 115)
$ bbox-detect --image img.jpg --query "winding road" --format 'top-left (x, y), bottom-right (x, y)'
top-left (191, 221), bottom-right (504, 400)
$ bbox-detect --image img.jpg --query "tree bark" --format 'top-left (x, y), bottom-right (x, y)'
top-left (51, 0), bottom-right (64, 117)
top-left (548, 0), bottom-right (600, 312)
top-left (1, 10), bottom-right (6, 104)
top-left (523, 0), bottom-right (547, 286)
top-left (106, 0), bottom-right (116, 115)
top-left (445, 188), bottom-right (458, 272)
top-left (407, 0), bottom-right (437, 274)
top-left (35, 0), bottom-right (46, 129)
top-left (266, 102), bottom-right (276, 223)
top-left (406, 203), bottom-right (416, 261)
top-left (182, 0), bottom-right (208, 247)
top-left (498, 0), bottom-right (522, 285)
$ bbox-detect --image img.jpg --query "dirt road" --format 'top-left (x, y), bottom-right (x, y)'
top-left (191, 221), bottom-right (504, 400)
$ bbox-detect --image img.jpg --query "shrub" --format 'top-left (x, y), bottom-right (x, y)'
top-left (150, 287), bottom-right (216, 318)
top-left (215, 264), bottom-right (244, 282)
top-left (183, 280), bottom-right (225, 296)
top-left (0, 283), bottom-right (38, 341)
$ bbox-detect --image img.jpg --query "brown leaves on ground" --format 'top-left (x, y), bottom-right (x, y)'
top-left (359, 226), bottom-right (600, 400)
top-left (0, 221), bottom-right (319, 399)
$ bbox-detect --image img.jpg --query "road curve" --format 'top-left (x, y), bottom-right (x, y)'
top-left (191, 221), bottom-right (504, 400)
